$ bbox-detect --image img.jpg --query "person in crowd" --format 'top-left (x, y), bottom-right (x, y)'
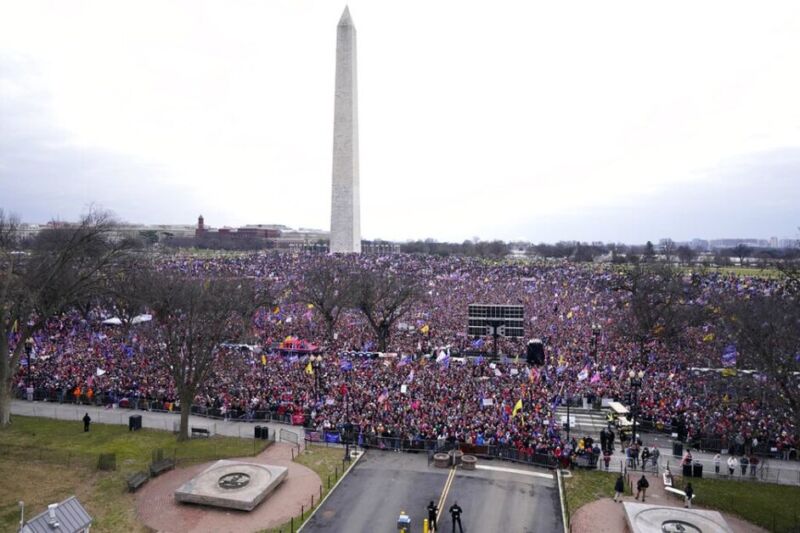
top-left (682, 449), bottom-right (693, 467)
top-left (727, 455), bottom-right (738, 476)
top-left (449, 501), bottom-right (463, 533)
top-left (749, 454), bottom-right (758, 477)
top-left (641, 447), bottom-right (650, 471)
top-left (614, 474), bottom-right (625, 502)
top-left (635, 474), bottom-right (649, 502)
top-left (684, 482), bottom-right (694, 508)
top-left (740, 454), bottom-right (749, 476)
top-left (82, 412), bottom-right (91, 432)
top-left (713, 453), bottom-right (721, 474)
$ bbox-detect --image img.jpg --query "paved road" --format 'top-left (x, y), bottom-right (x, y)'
top-left (302, 452), bottom-right (563, 532)
top-left (10, 399), bottom-right (306, 446)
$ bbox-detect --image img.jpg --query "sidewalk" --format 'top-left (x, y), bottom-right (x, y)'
top-left (594, 436), bottom-right (800, 486)
top-left (10, 399), bottom-right (306, 447)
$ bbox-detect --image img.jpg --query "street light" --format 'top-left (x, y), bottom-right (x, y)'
top-left (590, 323), bottom-right (601, 358)
top-left (628, 370), bottom-right (644, 448)
top-left (342, 372), bottom-right (353, 462)
top-left (311, 355), bottom-right (323, 400)
top-left (25, 338), bottom-right (34, 388)
top-left (565, 394), bottom-right (573, 444)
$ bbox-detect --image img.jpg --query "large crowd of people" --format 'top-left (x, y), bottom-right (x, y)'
top-left (11, 252), bottom-right (799, 461)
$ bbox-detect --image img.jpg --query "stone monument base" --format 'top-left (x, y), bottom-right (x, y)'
top-left (622, 502), bottom-right (733, 533)
top-left (174, 460), bottom-right (287, 511)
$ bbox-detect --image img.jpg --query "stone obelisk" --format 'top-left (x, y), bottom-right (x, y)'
top-left (330, 6), bottom-right (361, 253)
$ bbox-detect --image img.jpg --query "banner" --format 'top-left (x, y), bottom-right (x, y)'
top-left (721, 345), bottom-right (737, 368)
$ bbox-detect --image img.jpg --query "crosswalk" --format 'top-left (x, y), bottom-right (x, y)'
top-left (554, 407), bottom-right (610, 436)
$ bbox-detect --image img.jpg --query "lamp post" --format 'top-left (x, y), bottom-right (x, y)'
top-left (590, 323), bottom-right (601, 358)
top-left (628, 370), bottom-right (644, 448)
top-left (565, 394), bottom-right (572, 444)
top-left (312, 355), bottom-right (322, 400)
top-left (25, 338), bottom-right (33, 387)
top-left (342, 372), bottom-right (352, 462)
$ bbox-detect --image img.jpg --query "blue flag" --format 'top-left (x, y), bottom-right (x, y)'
top-left (721, 345), bottom-right (737, 367)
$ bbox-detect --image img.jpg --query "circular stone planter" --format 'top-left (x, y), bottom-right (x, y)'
top-left (461, 455), bottom-right (477, 470)
top-left (448, 449), bottom-right (464, 466)
top-left (433, 453), bottom-right (450, 468)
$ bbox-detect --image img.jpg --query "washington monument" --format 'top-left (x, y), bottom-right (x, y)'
top-left (330, 6), bottom-right (361, 254)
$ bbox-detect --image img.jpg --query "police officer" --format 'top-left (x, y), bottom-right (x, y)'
top-left (427, 500), bottom-right (438, 531)
top-left (449, 501), bottom-right (463, 533)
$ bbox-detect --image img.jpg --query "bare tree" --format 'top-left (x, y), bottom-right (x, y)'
top-left (731, 244), bottom-right (752, 266)
top-left (661, 239), bottom-right (676, 264)
top-left (352, 267), bottom-right (422, 352)
top-left (610, 263), bottom-right (699, 364)
top-left (676, 245), bottom-right (697, 266)
top-left (0, 209), bottom-right (124, 425)
top-left (291, 259), bottom-right (353, 344)
top-left (142, 272), bottom-right (268, 440)
top-left (718, 291), bottom-right (800, 431)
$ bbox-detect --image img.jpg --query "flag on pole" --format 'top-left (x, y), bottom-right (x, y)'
top-left (512, 399), bottom-right (523, 417)
top-left (305, 361), bottom-right (314, 375)
top-left (721, 345), bottom-right (737, 367)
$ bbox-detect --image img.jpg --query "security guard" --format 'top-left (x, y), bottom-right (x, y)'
top-left (449, 501), bottom-right (463, 533)
top-left (427, 500), bottom-right (439, 531)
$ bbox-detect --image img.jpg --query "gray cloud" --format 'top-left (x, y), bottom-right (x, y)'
top-left (0, 54), bottom-right (197, 224)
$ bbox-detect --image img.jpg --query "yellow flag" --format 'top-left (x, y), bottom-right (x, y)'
top-left (702, 333), bottom-right (715, 343)
top-left (273, 306), bottom-right (280, 314)
top-left (261, 355), bottom-right (267, 366)
top-left (421, 324), bottom-right (430, 334)
top-left (305, 361), bottom-right (314, 375)
top-left (307, 303), bottom-right (314, 309)
top-left (11, 320), bottom-right (18, 333)
top-left (512, 399), bottom-right (523, 417)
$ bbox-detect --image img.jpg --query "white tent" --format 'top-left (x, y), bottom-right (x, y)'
top-left (131, 314), bottom-right (152, 324)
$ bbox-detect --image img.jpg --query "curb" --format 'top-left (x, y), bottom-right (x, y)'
top-left (296, 448), bottom-right (365, 532)
top-left (556, 468), bottom-right (570, 533)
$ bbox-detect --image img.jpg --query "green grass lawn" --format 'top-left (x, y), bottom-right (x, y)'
top-left (260, 444), bottom-right (356, 533)
top-left (565, 468), bottom-right (800, 532)
top-left (0, 416), bottom-right (269, 532)
top-left (689, 477), bottom-right (800, 532)
top-left (564, 469), bottom-right (622, 521)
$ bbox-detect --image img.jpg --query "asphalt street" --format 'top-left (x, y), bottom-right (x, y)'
top-left (302, 451), bottom-right (563, 532)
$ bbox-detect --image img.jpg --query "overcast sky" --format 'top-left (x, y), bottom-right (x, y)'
top-left (1, 1), bottom-right (799, 244)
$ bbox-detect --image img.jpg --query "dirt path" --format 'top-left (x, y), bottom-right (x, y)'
top-left (136, 443), bottom-right (320, 533)
top-left (570, 472), bottom-right (767, 533)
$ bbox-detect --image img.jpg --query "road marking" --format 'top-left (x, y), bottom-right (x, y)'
top-left (436, 467), bottom-right (456, 523)
top-left (475, 464), bottom-right (558, 479)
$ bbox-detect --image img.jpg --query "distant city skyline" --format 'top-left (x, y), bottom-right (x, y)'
top-left (1, 1), bottom-right (799, 243)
